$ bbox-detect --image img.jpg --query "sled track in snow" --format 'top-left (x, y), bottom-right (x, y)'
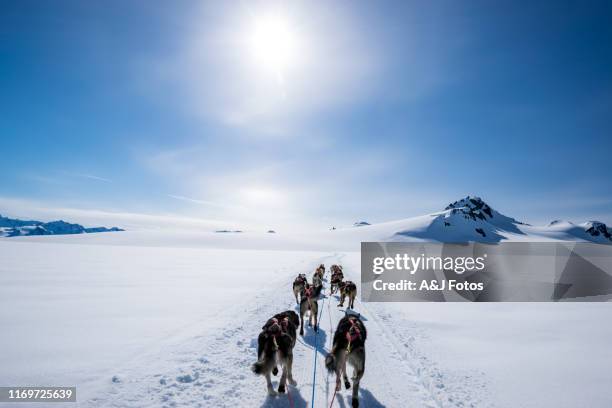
top-left (320, 254), bottom-right (439, 408)
top-left (87, 253), bottom-right (465, 408)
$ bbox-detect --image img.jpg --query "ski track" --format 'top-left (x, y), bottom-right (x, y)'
top-left (88, 254), bottom-right (488, 408)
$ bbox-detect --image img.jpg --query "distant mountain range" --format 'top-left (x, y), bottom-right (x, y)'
top-left (0, 215), bottom-right (124, 237)
top-left (2, 196), bottom-right (610, 244)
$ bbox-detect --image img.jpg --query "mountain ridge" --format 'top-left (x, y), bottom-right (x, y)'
top-left (0, 214), bottom-right (124, 237)
top-left (339, 196), bottom-right (612, 244)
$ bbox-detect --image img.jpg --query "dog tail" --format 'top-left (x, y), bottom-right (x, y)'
top-left (325, 353), bottom-right (337, 372)
top-left (251, 360), bottom-right (265, 375)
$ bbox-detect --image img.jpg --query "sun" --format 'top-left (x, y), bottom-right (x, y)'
top-left (248, 14), bottom-right (298, 75)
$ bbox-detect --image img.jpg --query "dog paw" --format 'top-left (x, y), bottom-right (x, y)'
top-left (268, 389), bottom-right (278, 397)
top-left (278, 384), bottom-right (286, 394)
top-left (344, 381), bottom-right (351, 389)
top-left (288, 378), bottom-right (297, 386)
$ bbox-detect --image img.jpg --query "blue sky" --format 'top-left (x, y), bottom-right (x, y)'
top-left (1, 0), bottom-right (611, 230)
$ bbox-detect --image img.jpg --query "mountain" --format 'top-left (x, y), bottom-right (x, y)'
top-left (339, 196), bottom-right (612, 244)
top-left (0, 215), bottom-right (124, 237)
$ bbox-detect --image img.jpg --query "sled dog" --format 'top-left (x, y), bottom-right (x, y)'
top-left (338, 281), bottom-right (357, 309)
top-left (314, 264), bottom-right (325, 280)
top-left (292, 273), bottom-right (307, 304)
top-left (330, 270), bottom-right (344, 295)
top-left (299, 283), bottom-right (319, 335)
top-left (252, 311), bottom-right (299, 396)
top-left (312, 272), bottom-right (323, 297)
top-left (325, 314), bottom-right (367, 407)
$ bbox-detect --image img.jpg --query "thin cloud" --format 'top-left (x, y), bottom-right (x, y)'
top-left (168, 194), bottom-right (226, 208)
top-left (60, 171), bottom-right (112, 183)
top-left (74, 173), bottom-right (112, 183)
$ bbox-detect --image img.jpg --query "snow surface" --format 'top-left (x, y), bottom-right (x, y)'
top-left (1, 197), bottom-right (611, 407)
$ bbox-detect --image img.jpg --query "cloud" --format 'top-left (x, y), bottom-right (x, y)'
top-left (167, 194), bottom-right (228, 209)
top-left (23, 171), bottom-right (112, 186)
top-left (71, 173), bottom-right (112, 183)
top-left (138, 142), bottom-right (452, 228)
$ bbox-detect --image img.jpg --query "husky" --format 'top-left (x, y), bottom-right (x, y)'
top-left (312, 272), bottom-right (324, 297)
top-left (325, 314), bottom-right (367, 407)
top-left (292, 273), bottom-right (307, 304)
top-left (252, 311), bottom-right (299, 396)
top-left (330, 270), bottom-right (344, 295)
top-left (299, 283), bottom-right (319, 336)
top-left (314, 264), bottom-right (325, 280)
top-left (338, 281), bottom-right (357, 309)
top-left (313, 268), bottom-right (324, 283)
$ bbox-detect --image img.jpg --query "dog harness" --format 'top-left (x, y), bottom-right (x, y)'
top-left (266, 317), bottom-right (289, 351)
top-left (345, 318), bottom-right (362, 353)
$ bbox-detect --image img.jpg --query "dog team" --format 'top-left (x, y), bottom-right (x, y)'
top-left (252, 264), bottom-right (367, 407)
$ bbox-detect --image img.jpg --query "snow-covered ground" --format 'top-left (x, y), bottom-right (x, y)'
top-left (1, 225), bottom-right (611, 408)
top-left (1, 198), bottom-right (611, 407)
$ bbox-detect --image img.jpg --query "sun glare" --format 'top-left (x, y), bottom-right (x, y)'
top-left (241, 186), bottom-right (285, 207)
top-left (248, 14), bottom-right (298, 75)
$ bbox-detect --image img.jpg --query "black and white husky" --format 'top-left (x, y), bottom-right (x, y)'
top-left (252, 311), bottom-right (299, 396)
top-left (325, 314), bottom-right (367, 407)
top-left (312, 273), bottom-right (324, 297)
top-left (292, 274), bottom-right (307, 304)
top-left (299, 283), bottom-right (319, 335)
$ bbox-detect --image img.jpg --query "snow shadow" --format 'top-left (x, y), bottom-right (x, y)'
top-left (260, 385), bottom-right (307, 408)
top-left (354, 313), bottom-right (368, 322)
top-left (301, 324), bottom-right (328, 356)
top-left (341, 309), bottom-right (369, 322)
top-left (335, 388), bottom-right (385, 408)
top-left (358, 388), bottom-right (386, 407)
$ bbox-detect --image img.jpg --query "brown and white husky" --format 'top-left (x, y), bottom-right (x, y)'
top-left (338, 281), bottom-right (357, 309)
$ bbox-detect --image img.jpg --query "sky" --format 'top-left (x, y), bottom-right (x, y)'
top-left (1, 0), bottom-right (611, 230)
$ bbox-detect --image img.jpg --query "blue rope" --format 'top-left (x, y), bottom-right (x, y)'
top-left (310, 295), bottom-right (326, 408)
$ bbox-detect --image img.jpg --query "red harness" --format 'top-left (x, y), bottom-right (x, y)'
top-left (267, 317), bottom-right (289, 335)
top-left (345, 318), bottom-right (362, 352)
top-left (267, 317), bottom-right (289, 350)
